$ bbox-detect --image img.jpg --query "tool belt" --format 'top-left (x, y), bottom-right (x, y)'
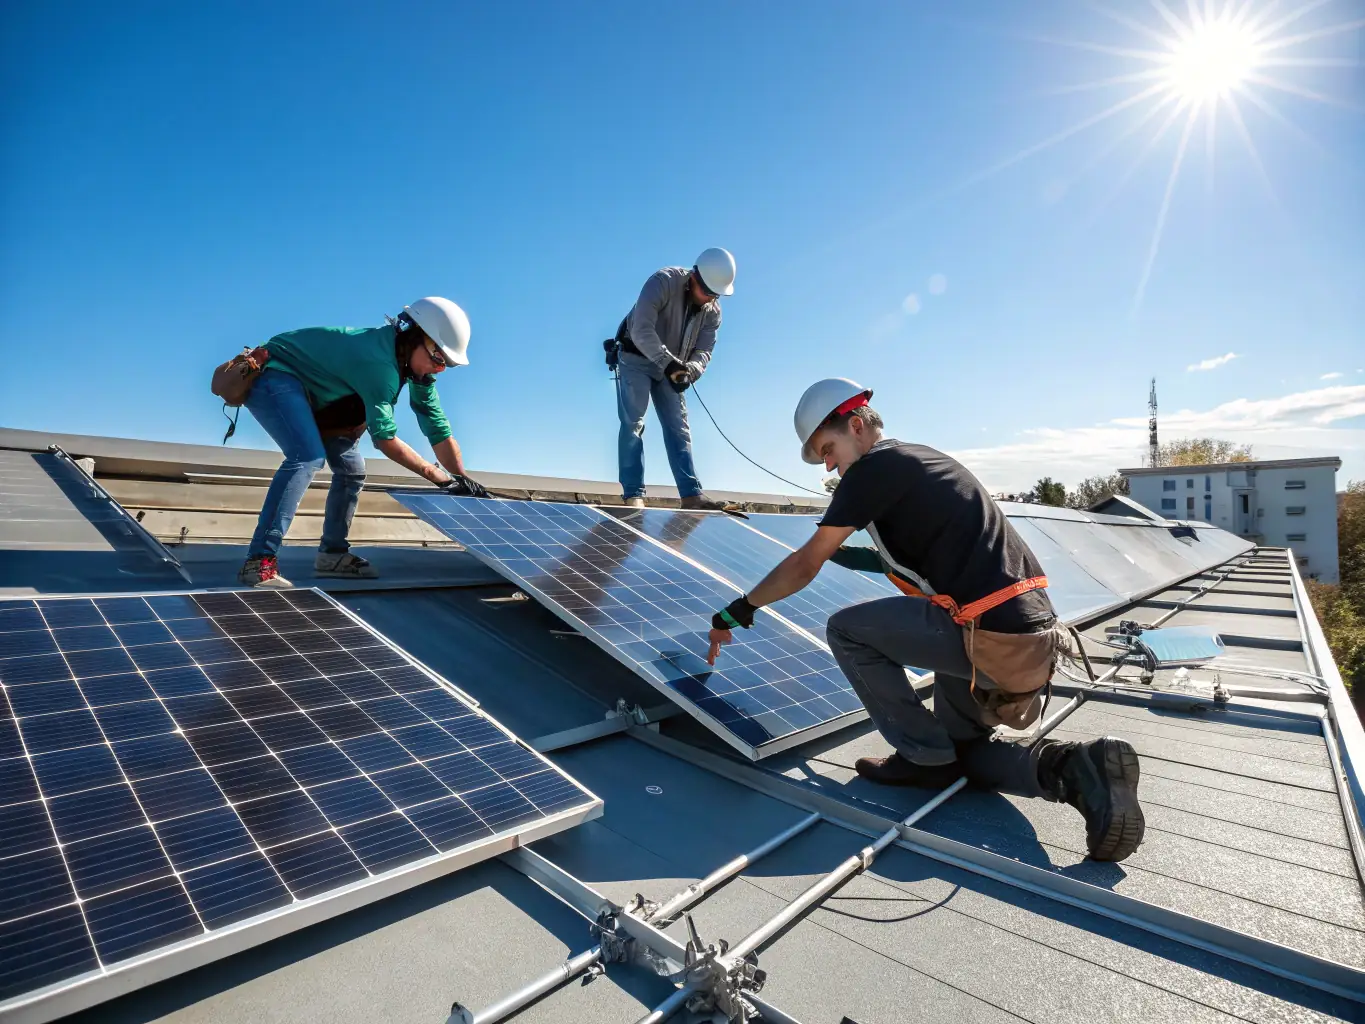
top-left (604, 315), bottom-right (645, 372)
top-left (887, 573), bottom-right (1057, 729)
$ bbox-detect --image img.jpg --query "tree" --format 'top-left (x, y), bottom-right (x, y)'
top-left (1306, 481), bottom-right (1365, 721)
top-left (1065, 473), bottom-right (1130, 510)
top-left (1033, 477), bottom-right (1066, 506)
top-left (1151, 438), bottom-right (1253, 467)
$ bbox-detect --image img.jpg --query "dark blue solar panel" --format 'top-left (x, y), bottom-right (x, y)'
top-left (0, 589), bottom-right (598, 1015)
top-left (605, 507), bottom-right (897, 635)
top-left (393, 495), bottom-right (867, 758)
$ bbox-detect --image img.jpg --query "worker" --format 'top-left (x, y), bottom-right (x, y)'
top-left (705, 379), bottom-right (1145, 862)
top-left (614, 247), bottom-right (736, 510)
top-left (236, 297), bottom-right (489, 589)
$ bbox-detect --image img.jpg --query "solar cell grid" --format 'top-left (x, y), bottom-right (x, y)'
top-left (395, 495), bottom-right (866, 759)
top-left (0, 588), bottom-right (598, 1014)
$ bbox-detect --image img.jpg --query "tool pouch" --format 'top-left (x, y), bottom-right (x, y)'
top-left (963, 624), bottom-right (1060, 730)
top-left (211, 346), bottom-right (271, 442)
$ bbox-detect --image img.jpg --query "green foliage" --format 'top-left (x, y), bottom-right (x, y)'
top-left (1152, 438), bottom-right (1253, 467)
top-left (1065, 473), bottom-right (1130, 510)
top-left (1307, 481), bottom-right (1365, 718)
top-left (1033, 477), bottom-right (1067, 507)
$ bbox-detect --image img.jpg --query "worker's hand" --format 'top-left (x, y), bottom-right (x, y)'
top-left (668, 371), bottom-right (693, 394)
top-left (440, 474), bottom-right (491, 499)
top-left (706, 627), bottom-right (733, 666)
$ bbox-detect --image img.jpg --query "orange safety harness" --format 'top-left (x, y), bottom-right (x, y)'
top-left (884, 573), bottom-right (1050, 626)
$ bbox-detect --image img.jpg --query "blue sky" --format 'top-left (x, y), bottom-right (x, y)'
top-left (2, 1), bottom-right (1361, 493)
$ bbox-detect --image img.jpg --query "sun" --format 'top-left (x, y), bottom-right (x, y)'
top-left (1164, 18), bottom-right (1261, 102)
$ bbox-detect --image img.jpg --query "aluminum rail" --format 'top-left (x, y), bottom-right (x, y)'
top-left (644, 811), bottom-right (823, 924)
top-left (629, 726), bottom-right (1365, 1003)
top-left (447, 947), bottom-right (604, 1024)
top-left (723, 780), bottom-right (964, 965)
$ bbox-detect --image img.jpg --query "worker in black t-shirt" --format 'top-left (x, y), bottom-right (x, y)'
top-left (706, 379), bottom-right (1145, 862)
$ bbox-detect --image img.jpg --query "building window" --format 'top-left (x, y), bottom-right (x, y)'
top-left (1285, 480), bottom-right (1306, 490)
top-left (1186, 496), bottom-right (1195, 513)
top-left (1186, 478), bottom-right (1194, 488)
top-left (1204, 499), bottom-right (1211, 521)
top-left (1204, 475), bottom-right (1211, 491)
top-left (1286, 533), bottom-right (1306, 542)
top-left (1286, 506), bottom-right (1306, 515)
top-left (1239, 494), bottom-right (1250, 513)
top-left (1161, 498), bottom-right (1176, 511)
top-left (1163, 480), bottom-right (1176, 491)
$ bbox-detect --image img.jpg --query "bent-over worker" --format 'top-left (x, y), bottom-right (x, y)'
top-left (237, 297), bottom-right (489, 589)
top-left (614, 247), bottom-right (736, 510)
top-left (705, 378), bottom-right (1145, 862)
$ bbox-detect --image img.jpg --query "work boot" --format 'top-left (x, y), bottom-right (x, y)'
top-left (237, 556), bottom-right (292, 589)
top-left (854, 752), bottom-right (963, 788)
top-left (314, 552), bottom-right (379, 579)
top-left (1037, 737), bottom-right (1145, 862)
top-left (680, 494), bottom-right (729, 511)
top-left (622, 496), bottom-right (646, 509)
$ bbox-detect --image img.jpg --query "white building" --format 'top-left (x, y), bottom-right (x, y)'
top-left (1119, 456), bottom-right (1342, 583)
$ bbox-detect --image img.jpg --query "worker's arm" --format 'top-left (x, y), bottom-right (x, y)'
top-left (627, 272), bottom-right (673, 369)
top-left (375, 436), bottom-right (451, 484)
top-left (431, 436), bottom-right (467, 477)
top-left (685, 303), bottom-right (721, 380)
top-left (706, 525), bottom-right (855, 664)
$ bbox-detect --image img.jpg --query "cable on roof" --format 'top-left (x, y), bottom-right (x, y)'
top-left (689, 383), bottom-right (825, 497)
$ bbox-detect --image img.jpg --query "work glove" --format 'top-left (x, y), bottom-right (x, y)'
top-left (707, 595), bottom-right (757, 665)
top-left (664, 358), bottom-right (693, 393)
top-left (440, 474), bottom-right (491, 499)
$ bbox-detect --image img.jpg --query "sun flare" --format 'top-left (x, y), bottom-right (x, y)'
top-left (1165, 18), bottom-right (1261, 102)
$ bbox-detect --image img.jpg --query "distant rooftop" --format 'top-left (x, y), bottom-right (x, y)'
top-left (1120, 455), bottom-right (1343, 475)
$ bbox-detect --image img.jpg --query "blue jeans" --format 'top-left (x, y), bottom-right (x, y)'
top-left (245, 370), bottom-right (366, 559)
top-left (616, 353), bottom-right (702, 499)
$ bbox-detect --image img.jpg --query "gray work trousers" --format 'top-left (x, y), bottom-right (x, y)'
top-left (826, 596), bottom-right (1047, 798)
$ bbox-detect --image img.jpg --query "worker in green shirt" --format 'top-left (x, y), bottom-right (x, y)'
top-left (239, 296), bottom-right (488, 588)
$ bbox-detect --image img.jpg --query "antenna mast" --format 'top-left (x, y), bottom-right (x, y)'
top-left (1148, 377), bottom-right (1160, 467)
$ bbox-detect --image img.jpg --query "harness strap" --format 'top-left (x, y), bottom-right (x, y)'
top-left (931, 576), bottom-right (1049, 627)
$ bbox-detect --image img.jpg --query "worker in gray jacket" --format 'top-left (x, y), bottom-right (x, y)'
top-left (614, 248), bottom-right (736, 510)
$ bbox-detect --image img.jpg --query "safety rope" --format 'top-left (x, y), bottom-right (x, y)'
top-left (689, 383), bottom-right (826, 497)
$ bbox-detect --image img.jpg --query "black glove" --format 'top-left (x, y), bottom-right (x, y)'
top-left (440, 474), bottom-right (491, 499)
top-left (711, 595), bottom-right (757, 631)
top-left (664, 358), bottom-right (693, 393)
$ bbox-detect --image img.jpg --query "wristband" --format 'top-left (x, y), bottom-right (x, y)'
top-left (711, 595), bottom-right (757, 631)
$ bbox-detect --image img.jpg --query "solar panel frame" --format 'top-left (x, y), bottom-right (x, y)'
top-left (393, 495), bottom-right (869, 761)
top-left (0, 587), bottom-right (601, 1024)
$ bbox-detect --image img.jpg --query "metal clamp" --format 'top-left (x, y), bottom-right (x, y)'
top-left (674, 914), bottom-right (766, 1022)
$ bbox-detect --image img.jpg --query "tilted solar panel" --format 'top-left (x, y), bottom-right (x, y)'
top-left (393, 496), bottom-right (866, 760)
top-left (603, 507), bottom-right (895, 635)
top-left (0, 588), bottom-right (600, 1022)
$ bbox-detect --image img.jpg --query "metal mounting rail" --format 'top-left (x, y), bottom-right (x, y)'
top-left (483, 847), bottom-right (807, 1024)
top-left (629, 726), bottom-right (1365, 1004)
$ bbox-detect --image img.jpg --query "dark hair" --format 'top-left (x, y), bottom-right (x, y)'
top-left (392, 311), bottom-right (430, 384)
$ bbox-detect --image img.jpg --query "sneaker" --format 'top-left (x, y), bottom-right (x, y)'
top-left (314, 552), bottom-right (379, 579)
top-left (623, 496), bottom-right (646, 508)
top-left (854, 752), bottom-right (963, 788)
top-left (679, 494), bottom-right (730, 511)
top-left (1038, 737), bottom-right (1145, 862)
top-left (237, 556), bottom-right (292, 589)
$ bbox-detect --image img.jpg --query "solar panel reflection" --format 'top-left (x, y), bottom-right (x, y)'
top-left (0, 589), bottom-right (598, 1017)
top-left (395, 496), bottom-right (865, 758)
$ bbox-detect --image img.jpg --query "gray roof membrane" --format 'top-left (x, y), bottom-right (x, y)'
top-left (1, 453), bottom-right (1361, 1021)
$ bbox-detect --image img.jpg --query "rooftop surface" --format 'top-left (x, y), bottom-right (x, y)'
top-left (1, 431), bottom-right (1362, 1024)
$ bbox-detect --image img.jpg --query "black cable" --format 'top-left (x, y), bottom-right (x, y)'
top-left (689, 383), bottom-right (826, 497)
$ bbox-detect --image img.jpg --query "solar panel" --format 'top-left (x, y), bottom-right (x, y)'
top-left (603, 507), bottom-right (896, 636)
top-left (0, 588), bottom-right (600, 1021)
top-left (393, 495), bottom-right (866, 760)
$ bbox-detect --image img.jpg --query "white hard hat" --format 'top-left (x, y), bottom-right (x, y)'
top-left (403, 296), bottom-right (471, 366)
top-left (694, 247), bottom-right (736, 297)
top-left (794, 378), bottom-right (873, 464)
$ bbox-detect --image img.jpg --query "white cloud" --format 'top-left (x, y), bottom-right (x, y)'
top-left (1186, 352), bottom-right (1238, 372)
top-left (947, 384), bottom-right (1365, 492)
top-left (928, 274), bottom-right (948, 296)
top-left (1322, 371), bottom-right (1343, 380)
top-left (901, 293), bottom-right (921, 315)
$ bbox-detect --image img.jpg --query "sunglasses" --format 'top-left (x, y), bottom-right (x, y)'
top-left (422, 337), bottom-right (447, 368)
top-left (692, 268), bottom-right (718, 301)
